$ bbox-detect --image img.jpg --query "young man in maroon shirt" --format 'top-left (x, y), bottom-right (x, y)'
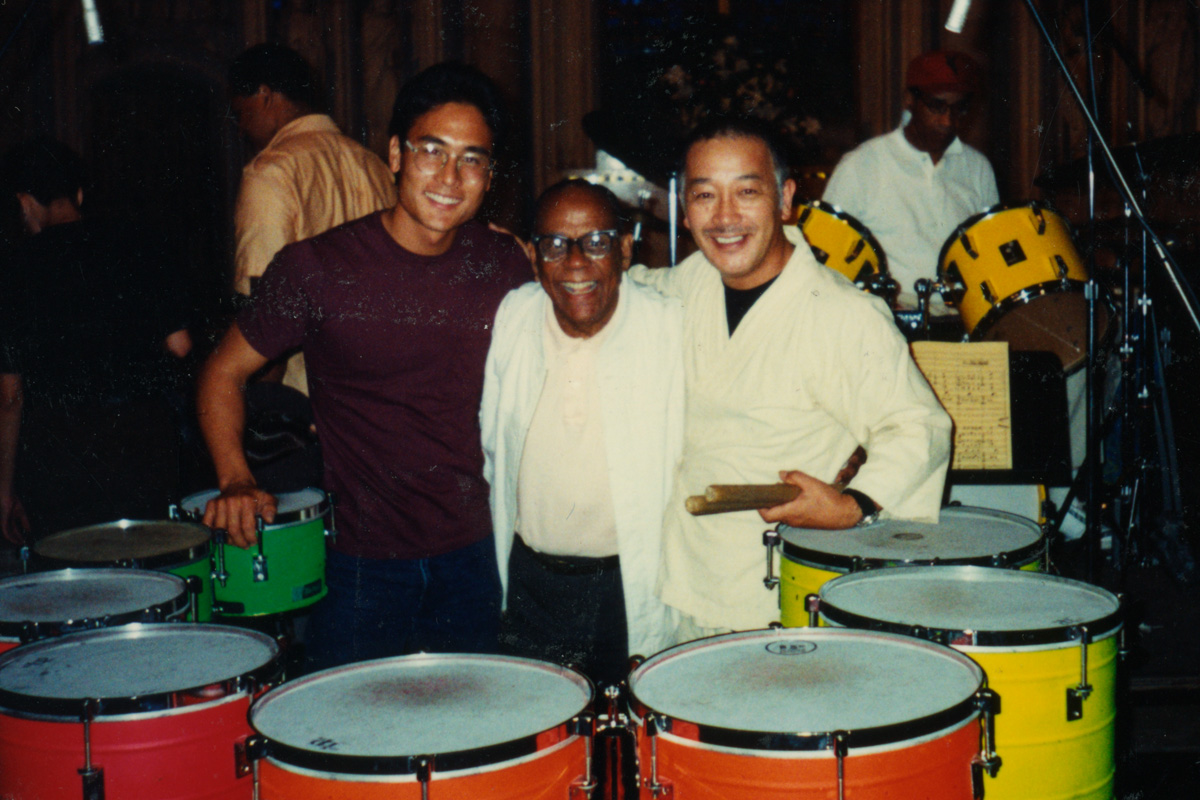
top-left (198, 63), bottom-right (528, 671)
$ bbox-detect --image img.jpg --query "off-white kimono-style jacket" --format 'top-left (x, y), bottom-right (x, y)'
top-left (629, 226), bottom-right (952, 630)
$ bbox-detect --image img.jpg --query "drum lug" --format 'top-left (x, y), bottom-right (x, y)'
top-left (762, 528), bottom-right (781, 590)
top-left (980, 281), bottom-right (996, 306)
top-left (831, 730), bottom-right (849, 800)
top-left (409, 755), bottom-right (434, 800)
top-left (79, 698), bottom-right (105, 800)
top-left (1054, 254), bottom-right (1071, 281)
top-left (213, 529), bottom-right (230, 588)
top-left (234, 734), bottom-right (264, 778)
top-left (1067, 624), bottom-right (1093, 721)
top-left (805, 593), bottom-right (820, 627)
top-left (569, 713), bottom-right (598, 799)
top-left (326, 490), bottom-right (338, 543)
top-left (252, 519), bottom-right (269, 582)
top-left (970, 687), bottom-right (1002, 797)
top-left (643, 714), bottom-right (674, 797)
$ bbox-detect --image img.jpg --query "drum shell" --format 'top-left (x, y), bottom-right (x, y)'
top-left (256, 736), bottom-right (587, 799)
top-left (817, 567), bottom-right (1120, 800)
top-left (633, 716), bottom-right (980, 800)
top-left (797, 201), bottom-right (888, 287)
top-left (959, 637), bottom-right (1117, 800)
top-left (213, 516), bottom-right (327, 617)
top-left (0, 692), bottom-right (254, 800)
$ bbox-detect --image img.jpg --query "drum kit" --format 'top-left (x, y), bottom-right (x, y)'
top-left (797, 199), bottom-right (1110, 368)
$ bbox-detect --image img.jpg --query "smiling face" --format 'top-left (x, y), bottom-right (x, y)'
top-left (534, 185), bottom-right (631, 339)
top-left (387, 101), bottom-right (493, 255)
top-left (682, 135), bottom-right (796, 289)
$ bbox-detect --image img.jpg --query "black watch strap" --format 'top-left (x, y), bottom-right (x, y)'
top-left (842, 488), bottom-right (880, 524)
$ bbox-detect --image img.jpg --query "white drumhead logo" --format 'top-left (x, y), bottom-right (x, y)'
top-left (765, 641), bottom-right (818, 655)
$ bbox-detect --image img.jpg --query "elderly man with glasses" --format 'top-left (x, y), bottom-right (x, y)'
top-left (480, 180), bottom-right (684, 688)
top-left (823, 50), bottom-right (999, 314)
top-left (198, 63), bottom-right (528, 672)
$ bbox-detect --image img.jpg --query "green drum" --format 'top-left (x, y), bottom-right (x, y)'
top-left (181, 488), bottom-right (329, 618)
top-left (33, 520), bottom-right (214, 622)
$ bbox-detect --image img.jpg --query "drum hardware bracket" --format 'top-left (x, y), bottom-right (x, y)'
top-left (971, 688), bottom-right (1002, 798)
top-left (643, 714), bottom-right (674, 797)
top-left (236, 734), bottom-right (265, 780)
top-left (1067, 624), bottom-right (1093, 721)
top-left (252, 518), bottom-right (269, 583)
top-left (805, 593), bottom-right (820, 627)
top-left (762, 529), bottom-right (781, 589)
top-left (79, 698), bottom-right (105, 800)
top-left (831, 730), bottom-right (849, 800)
top-left (409, 755), bottom-right (433, 800)
top-left (980, 281), bottom-right (996, 306)
top-left (184, 575), bottom-right (203, 623)
top-left (1054, 255), bottom-right (1071, 281)
top-left (570, 713), bottom-right (598, 799)
top-left (326, 490), bottom-right (338, 542)
top-left (213, 529), bottom-right (230, 588)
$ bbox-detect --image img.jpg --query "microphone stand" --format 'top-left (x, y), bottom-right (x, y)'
top-left (1021, 0), bottom-right (1197, 584)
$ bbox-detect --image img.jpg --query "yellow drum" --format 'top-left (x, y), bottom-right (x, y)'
top-left (939, 203), bottom-right (1108, 371)
top-left (818, 566), bottom-right (1121, 800)
top-left (772, 506), bottom-right (1044, 627)
top-left (797, 201), bottom-right (896, 299)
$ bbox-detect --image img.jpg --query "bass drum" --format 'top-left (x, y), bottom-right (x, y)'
top-left (939, 203), bottom-right (1109, 372)
top-left (249, 653), bottom-right (594, 799)
top-left (628, 627), bottom-right (996, 799)
top-left (818, 566), bottom-right (1121, 800)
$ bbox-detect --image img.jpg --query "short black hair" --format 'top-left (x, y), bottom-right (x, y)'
top-left (678, 115), bottom-right (790, 200)
top-left (228, 43), bottom-right (317, 108)
top-left (534, 179), bottom-right (627, 234)
top-left (1, 135), bottom-right (86, 206)
top-left (388, 62), bottom-right (509, 157)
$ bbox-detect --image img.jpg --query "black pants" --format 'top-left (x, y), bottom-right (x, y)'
top-left (500, 534), bottom-right (629, 689)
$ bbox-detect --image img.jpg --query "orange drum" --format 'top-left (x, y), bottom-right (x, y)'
top-left (0, 568), bottom-right (189, 653)
top-left (0, 623), bottom-right (281, 800)
top-left (249, 653), bottom-right (595, 799)
top-left (939, 203), bottom-right (1109, 371)
top-left (628, 628), bottom-right (999, 800)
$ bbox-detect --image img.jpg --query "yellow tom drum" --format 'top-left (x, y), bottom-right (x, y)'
top-left (818, 566), bottom-right (1121, 800)
top-left (774, 506), bottom-right (1044, 627)
top-left (938, 203), bottom-right (1109, 372)
top-left (797, 201), bottom-right (896, 299)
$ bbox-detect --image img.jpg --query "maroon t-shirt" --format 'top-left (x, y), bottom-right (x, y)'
top-left (238, 213), bottom-right (528, 559)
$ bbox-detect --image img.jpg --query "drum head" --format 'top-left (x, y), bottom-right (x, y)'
top-left (630, 628), bottom-right (982, 749)
top-left (820, 566), bottom-right (1122, 645)
top-left (0, 624), bottom-right (279, 713)
top-left (0, 569), bottom-right (184, 629)
top-left (35, 520), bottom-right (210, 563)
top-left (251, 654), bottom-right (592, 771)
top-left (183, 487), bottom-right (326, 526)
top-left (779, 506), bottom-right (1042, 569)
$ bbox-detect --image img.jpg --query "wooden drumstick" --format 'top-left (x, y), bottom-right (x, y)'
top-left (685, 484), bottom-right (802, 516)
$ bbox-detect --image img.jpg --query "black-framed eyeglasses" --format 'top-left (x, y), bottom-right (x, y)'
top-left (912, 90), bottom-right (972, 117)
top-left (404, 139), bottom-right (493, 178)
top-left (531, 230), bottom-right (620, 261)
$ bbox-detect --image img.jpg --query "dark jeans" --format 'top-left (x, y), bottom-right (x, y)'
top-left (303, 536), bottom-right (501, 674)
top-left (500, 535), bottom-right (629, 689)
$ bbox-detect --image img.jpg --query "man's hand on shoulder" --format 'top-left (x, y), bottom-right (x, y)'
top-left (758, 470), bottom-right (864, 530)
top-left (201, 481), bottom-right (277, 548)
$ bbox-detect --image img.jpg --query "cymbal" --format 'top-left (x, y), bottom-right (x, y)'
top-left (1036, 133), bottom-right (1200, 192)
top-left (582, 109), bottom-right (685, 187)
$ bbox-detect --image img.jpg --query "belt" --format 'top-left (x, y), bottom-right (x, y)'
top-left (513, 534), bottom-right (619, 576)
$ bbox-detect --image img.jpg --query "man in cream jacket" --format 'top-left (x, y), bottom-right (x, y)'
top-left (481, 180), bottom-right (683, 686)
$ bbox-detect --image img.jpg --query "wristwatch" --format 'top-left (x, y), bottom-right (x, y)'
top-left (842, 488), bottom-right (880, 527)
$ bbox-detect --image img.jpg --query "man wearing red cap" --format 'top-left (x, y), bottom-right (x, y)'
top-left (823, 50), bottom-right (999, 313)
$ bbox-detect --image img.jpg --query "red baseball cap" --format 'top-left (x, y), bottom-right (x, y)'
top-left (906, 51), bottom-right (979, 93)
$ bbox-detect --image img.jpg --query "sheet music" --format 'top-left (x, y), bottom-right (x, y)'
top-left (911, 341), bottom-right (1012, 470)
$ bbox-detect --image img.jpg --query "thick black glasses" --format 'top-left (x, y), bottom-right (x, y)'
top-left (531, 230), bottom-right (619, 261)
